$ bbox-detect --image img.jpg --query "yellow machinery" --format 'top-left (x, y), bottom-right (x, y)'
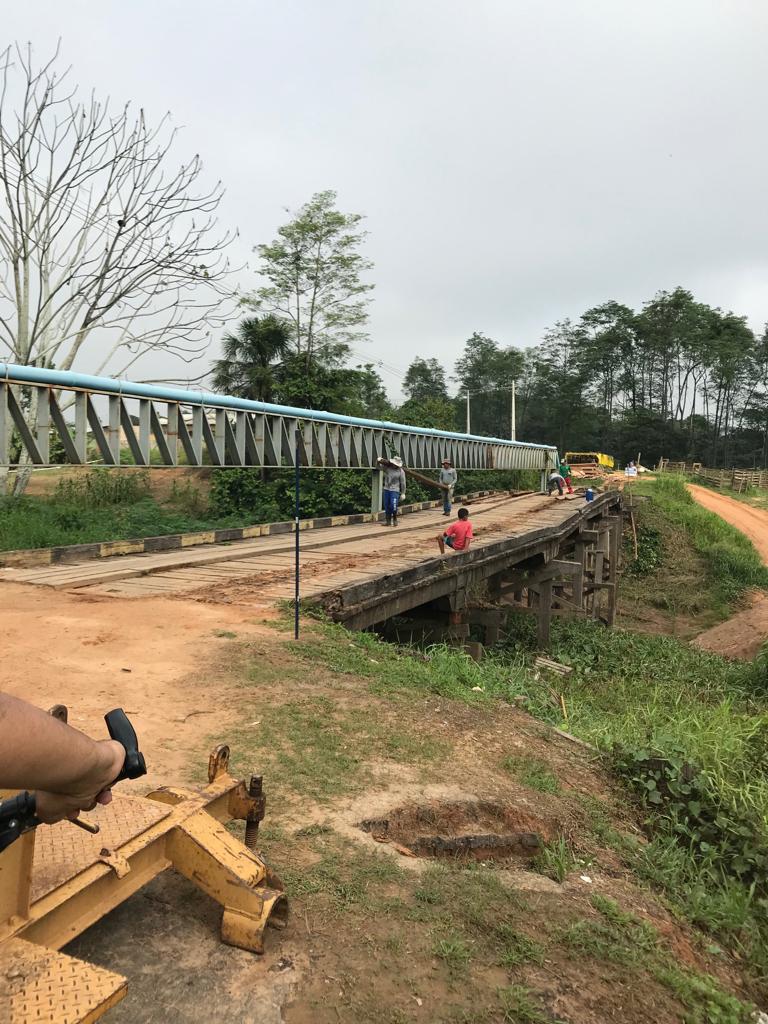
top-left (0, 743), bottom-right (286, 1023)
top-left (564, 451), bottom-right (615, 470)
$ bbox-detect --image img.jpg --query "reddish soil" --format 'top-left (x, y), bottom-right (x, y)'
top-left (0, 582), bottom-right (269, 789)
top-left (687, 484), bottom-right (768, 659)
top-left (694, 590), bottom-right (768, 660)
top-left (687, 483), bottom-right (768, 562)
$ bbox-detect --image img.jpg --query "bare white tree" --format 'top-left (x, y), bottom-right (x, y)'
top-left (0, 42), bottom-right (236, 381)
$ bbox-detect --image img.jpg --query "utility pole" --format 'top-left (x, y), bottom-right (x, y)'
top-left (510, 381), bottom-right (516, 441)
top-left (465, 392), bottom-right (471, 433)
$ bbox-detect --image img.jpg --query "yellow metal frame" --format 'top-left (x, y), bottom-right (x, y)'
top-left (0, 746), bottom-right (286, 1024)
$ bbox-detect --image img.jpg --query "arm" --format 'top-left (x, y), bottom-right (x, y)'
top-left (400, 469), bottom-right (407, 496)
top-left (0, 693), bottom-right (125, 823)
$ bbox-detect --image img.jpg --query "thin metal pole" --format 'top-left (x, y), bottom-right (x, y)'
top-left (510, 380), bottom-right (516, 441)
top-left (294, 429), bottom-right (300, 640)
top-left (465, 393), bottom-right (470, 433)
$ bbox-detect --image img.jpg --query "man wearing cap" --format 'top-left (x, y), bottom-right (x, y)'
top-left (377, 455), bottom-right (407, 526)
top-left (439, 459), bottom-right (458, 516)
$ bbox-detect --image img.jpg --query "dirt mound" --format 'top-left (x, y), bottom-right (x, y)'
top-left (693, 591), bottom-right (768, 660)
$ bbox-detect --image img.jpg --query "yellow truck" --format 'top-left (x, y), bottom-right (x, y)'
top-left (564, 451), bottom-right (615, 470)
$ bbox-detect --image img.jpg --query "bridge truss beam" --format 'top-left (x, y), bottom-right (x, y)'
top-left (0, 364), bottom-right (558, 474)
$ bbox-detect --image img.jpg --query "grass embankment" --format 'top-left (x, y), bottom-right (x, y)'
top-left (218, 620), bottom-right (756, 1023)
top-left (0, 470), bottom-right (248, 551)
top-left (234, 475), bottom-right (768, 1017)
top-left (620, 475), bottom-right (768, 632)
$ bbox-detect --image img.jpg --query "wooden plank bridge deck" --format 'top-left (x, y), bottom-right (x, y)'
top-left (0, 492), bottom-right (623, 640)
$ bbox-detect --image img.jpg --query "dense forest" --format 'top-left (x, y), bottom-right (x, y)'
top-left (216, 192), bottom-right (767, 470)
top-left (399, 288), bottom-right (768, 469)
top-left (219, 287), bottom-right (767, 470)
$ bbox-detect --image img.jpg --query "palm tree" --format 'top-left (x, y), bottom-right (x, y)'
top-left (211, 316), bottom-right (290, 403)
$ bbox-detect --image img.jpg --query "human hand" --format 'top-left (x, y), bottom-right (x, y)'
top-left (33, 739), bottom-right (125, 824)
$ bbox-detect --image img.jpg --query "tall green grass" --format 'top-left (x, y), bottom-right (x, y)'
top-left (0, 468), bottom-right (246, 550)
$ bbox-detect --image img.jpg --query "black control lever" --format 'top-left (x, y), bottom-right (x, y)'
top-left (105, 708), bottom-right (147, 782)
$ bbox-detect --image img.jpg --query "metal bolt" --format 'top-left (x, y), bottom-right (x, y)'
top-left (244, 775), bottom-right (263, 852)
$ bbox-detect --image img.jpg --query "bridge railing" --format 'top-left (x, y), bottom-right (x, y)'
top-left (0, 363), bottom-right (558, 474)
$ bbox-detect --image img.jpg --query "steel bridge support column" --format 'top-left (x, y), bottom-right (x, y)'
top-left (371, 467), bottom-right (383, 516)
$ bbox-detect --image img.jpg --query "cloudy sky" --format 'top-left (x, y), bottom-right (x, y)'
top-left (4, 1), bottom-right (768, 399)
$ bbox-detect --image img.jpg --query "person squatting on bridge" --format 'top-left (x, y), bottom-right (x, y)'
top-left (436, 507), bottom-right (473, 555)
top-left (439, 458), bottom-right (458, 516)
top-left (377, 455), bottom-right (407, 526)
top-left (547, 470), bottom-right (566, 497)
top-left (0, 692), bottom-right (124, 825)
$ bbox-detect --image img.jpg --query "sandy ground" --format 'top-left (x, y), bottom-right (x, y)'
top-left (687, 484), bottom-right (768, 659)
top-left (0, 582), bottom-right (308, 1022)
top-left (0, 583), bottom-right (268, 788)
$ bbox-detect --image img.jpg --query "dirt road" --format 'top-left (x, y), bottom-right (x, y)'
top-left (687, 484), bottom-right (768, 562)
top-left (687, 484), bottom-right (768, 659)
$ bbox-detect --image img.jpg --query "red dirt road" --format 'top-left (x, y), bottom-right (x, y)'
top-left (687, 484), bottom-right (768, 659)
top-left (687, 484), bottom-right (768, 562)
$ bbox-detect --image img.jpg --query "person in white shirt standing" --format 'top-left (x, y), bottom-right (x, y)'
top-left (377, 455), bottom-right (407, 526)
top-left (439, 458), bottom-right (458, 516)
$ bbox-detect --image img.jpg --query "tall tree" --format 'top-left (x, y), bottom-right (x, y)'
top-left (272, 355), bottom-right (390, 420)
top-left (0, 42), bottom-right (235, 495)
top-left (454, 333), bottom-right (523, 438)
top-left (403, 357), bottom-right (448, 401)
top-left (211, 315), bottom-right (289, 403)
top-left (0, 43), bottom-right (234, 378)
top-left (251, 190), bottom-right (374, 370)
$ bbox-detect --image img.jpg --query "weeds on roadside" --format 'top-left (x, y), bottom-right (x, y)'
top-left (533, 837), bottom-right (577, 883)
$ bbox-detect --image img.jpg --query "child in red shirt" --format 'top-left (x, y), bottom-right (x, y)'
top-left (436, 507), bottom-right (473, 554)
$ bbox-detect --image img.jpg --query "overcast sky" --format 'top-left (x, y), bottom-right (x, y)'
top-left (4, 0), bottom-right (768, 400)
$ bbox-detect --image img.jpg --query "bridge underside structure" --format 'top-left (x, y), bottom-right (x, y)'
top-left (0, 364), bottom-right (558, 478)
top-left (319, 491), bottom-right (623, 650)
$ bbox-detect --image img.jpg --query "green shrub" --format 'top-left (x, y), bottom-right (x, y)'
top-left (54, 468), bottom-right (150, 507)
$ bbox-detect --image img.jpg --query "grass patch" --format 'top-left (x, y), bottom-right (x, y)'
top-left (227, 694), bottom-right (449, 802)
top-left (498, 985), bottom-right (562, 1023)
top-left (620, 492), bottom-right (724, 626)
top-left (291, 622), bottom-right (529, 705)
top-left (533, 837), bottom-right (577, 883)
top-left (433, 934), bottom-right (472, 974)
top-left (558, 894), bottom-right (752, 1022)
top-left (503, 754), bottom-right (561, 794)
top-left (502, 611), bottom-right (768, 981)
top-left (0, 468), bottom-right (249, 550)
top-left (282, 840), bottom-right (404, 912)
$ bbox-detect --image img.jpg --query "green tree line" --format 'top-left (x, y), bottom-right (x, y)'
top-left (224, 191), bottom-right (767, 469)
